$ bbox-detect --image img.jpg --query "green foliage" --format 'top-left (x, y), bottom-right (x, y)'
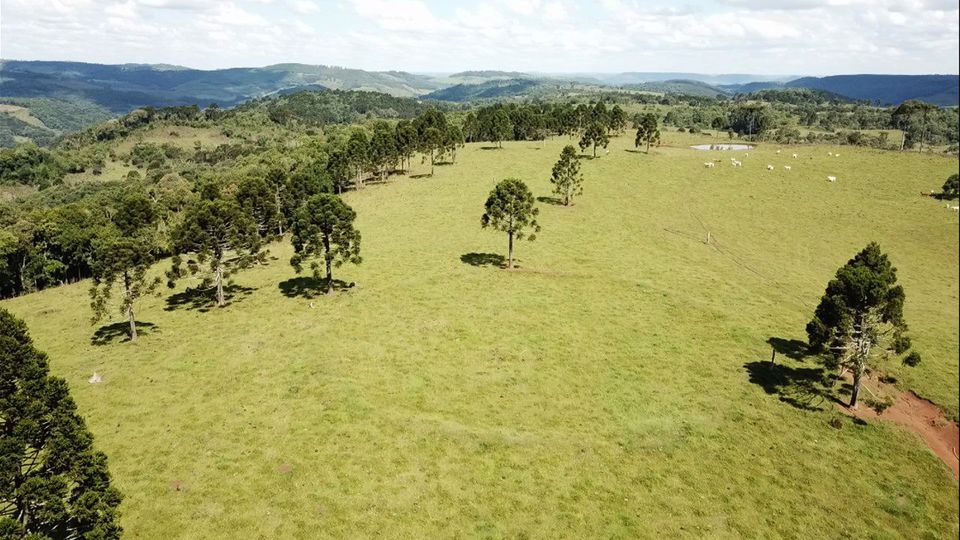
top-left (550, 145), bottom-right (583, 206)
top-left (634, 113), bottom-right (661, 153)
top-left (289, 194), bottom-right (361, 294)
top-left (167, 198), bottom-right (262, 307)
top-left (0, 143), bottom-right (65, 189)
top-left (0, 308), bottom-right (122, 538)
top-left (806, 242), bottom-right (915, 406)
top-left (942, 173), bottom-right (958, 199)
top-left (728, 104), bottom-right (776, 138)
top-left (579, 122), bottom-right (609, 158)
top-left (481, 178), bottom-right (540, 268)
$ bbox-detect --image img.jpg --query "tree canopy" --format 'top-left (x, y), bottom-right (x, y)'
top-left (806, 242), bottom-right (917, 407)
top-left (289, 194), bottom-right (362, 295)
top-left (481, 178), bottom-right (540, 269)
top-left (550, 145), bottom-right (584, 206)
top-left (0, 308), bottom-right (123, 538)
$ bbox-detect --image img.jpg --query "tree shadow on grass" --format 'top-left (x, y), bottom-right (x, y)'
top-left (460, 252), bottom-right (505, 268)
top-left (278, 276), bottom-right (353, 299)
top-left (91, 321), bottom-right (158, 346)
top-left (409, 173), bottom-right (432, 179)
top-left (767, 336), bottom-right (810, 361)
top-left (624, 149), bottom-right (649, 155)
top-left (164, 284), bottom-right (256, 312)
top-left (536, 196), bottom-right (564, 206)
top-left (479, 146), bottom-right (502, 150)
top-left (744, 360), bottom-right (839, 412)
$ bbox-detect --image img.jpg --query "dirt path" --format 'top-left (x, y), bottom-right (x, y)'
top-left (838, 373), bottom-right (959, 478)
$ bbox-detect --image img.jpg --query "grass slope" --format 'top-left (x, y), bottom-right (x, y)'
top-left (2, 132), bottom-right (958, 538)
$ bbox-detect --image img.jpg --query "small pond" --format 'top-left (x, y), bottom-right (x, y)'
top-left (690, 144), bottom-right (755, 151)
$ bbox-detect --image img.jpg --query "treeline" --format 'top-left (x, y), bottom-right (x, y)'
top-left (460, 102), bottom-right (628, 146)
top-left (661, 97), bottom-right (959, 150)
top-left (0, 104), bottom-right (472, 298)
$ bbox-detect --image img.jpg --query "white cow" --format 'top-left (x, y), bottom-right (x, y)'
top-left (827, 176), bottom-right (837, 182)
top-left (732, 160), bottom-right (742, 167)
top-left (704, 162), bottom-right (715, 168)
top-left (792, 153), bottom-right (798, 159)
top-left (828, 152), bottom-right (834, 157)
top-left (766, 165), bottom-right (774, 171)
top-left (784, 165), bottom-right (792, 171)
top-left (776, 149), bottom-right (782, 154)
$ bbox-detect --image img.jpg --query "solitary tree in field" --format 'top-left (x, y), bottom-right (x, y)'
top-left (0, 308), bottom-right (123, 538)
top-left (942, 173), bottom-right (958, 199)
top-left (550, 145), bottom-right (584, 206)
top-left (89, 193), bottom-right (161, 342)
top-left (481, 178), bottom-right (540, 269)
top-left (167, 198), bottom-right (262, 307)
top-left (635, 113), bottom-right (660, 153)
top-left (806, 242), bottom-right (918, 407)
top-left (579, 122), bottom-right (609, 158)
top-left (289, 194), bottom-right (361, 295)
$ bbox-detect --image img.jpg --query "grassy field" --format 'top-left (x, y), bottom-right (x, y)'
top-left (3, 131), bottom-right (958, 538)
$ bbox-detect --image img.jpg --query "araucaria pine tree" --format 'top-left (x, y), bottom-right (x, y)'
top-left (806, 242), bottom-right (919, 407)
top-left (89, 193), bottom-right (162, 342)
top-left (550, 145), bottom-right (584, 206)
top-left (481, 178), bottom-right (540, 269)
top-left (0, 308), bottom-right (123, 538)
top-left (289, 194), bottom-right (362, 295)
top-left (167, 197), bottom-right (263, 307)
top-left (579, 122), bottom-right (609, 158)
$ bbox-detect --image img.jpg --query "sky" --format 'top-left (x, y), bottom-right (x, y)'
top-left (1, 0), bottom-right (958, 75)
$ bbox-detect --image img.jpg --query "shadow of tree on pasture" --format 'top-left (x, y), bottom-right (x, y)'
top-left (91, 321), bottom-right (158, 346)
top-left (536, 196), bottom-right (564, 206)
top-left (460, 252), bottom-right (506, 268)
top-left (278, 276), bottom-right (353, 299)
top-left (164, 284), bottom-right (256, 312)
top-left (744, 360), bottom-right (838, 412)
top-left (766, 337), bottom-right (810, 361)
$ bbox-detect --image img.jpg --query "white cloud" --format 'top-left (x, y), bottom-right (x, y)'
top-left (0, 0), bottom-right (955, 75)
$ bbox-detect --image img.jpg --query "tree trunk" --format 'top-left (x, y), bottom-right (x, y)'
top-left (215, 264), bottom-right (225, 307)
top-left (430, 151), bottom-right (435, 176)
top-left (324, 235), bottom-right (334, 295)
top-left (507, 232), bottom-right (514, 269)
top-left (849, 368), bottom-right (862, 408)
top-left (593, 144), bottom-right (597, 158)
top-left (128, 304), bottom-right (138, 342)
top-left (275, 186), bottom-right (283, 235)
top-left (124, 270), bottom-right (137, 341)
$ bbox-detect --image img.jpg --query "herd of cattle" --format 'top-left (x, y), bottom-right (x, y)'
top-left (702, 149), bottom-right (839, 182)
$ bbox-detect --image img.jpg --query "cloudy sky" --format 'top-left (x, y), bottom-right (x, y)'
top-left (1, 0), bottom-right (957, 75)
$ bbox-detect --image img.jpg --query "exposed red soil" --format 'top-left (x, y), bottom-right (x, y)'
top-left (837, 372), bottom-right (959, 478)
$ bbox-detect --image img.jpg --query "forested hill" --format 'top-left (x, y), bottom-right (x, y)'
top-left (723, 75), bottom-right (959, 106)
top-left (0, 60), bottom-right (442, 112)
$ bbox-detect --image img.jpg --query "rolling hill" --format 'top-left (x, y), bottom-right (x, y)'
top-left (724, 75), bottom-right (959, 106)
top-left (0, 60), bottom-right (442, 113)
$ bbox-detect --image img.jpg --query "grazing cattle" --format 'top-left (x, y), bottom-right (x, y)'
top-left (731, 160), bottom-right (742, 167)
top-left (704, 162), bottom-right (715, 168)
top-left (792, 153), bottom-right (798, 158)
top-left (952, 206), bottom-right (960, 212)
top-left (835, 153), bottom-right (840, 157)
top-left (827, 176), bottom-right (837, 182)
top-left (766, 165), bottom-right (774, 171)
top-left (784, 165), bottom-right (792, 171)
top-left (828, 152), bottom-right (834, 157)
top-left (776, 149), bottom-right (782, 154)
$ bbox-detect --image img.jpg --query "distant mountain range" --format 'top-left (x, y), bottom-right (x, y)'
top-left (1, 59), bottom-right (957, 146)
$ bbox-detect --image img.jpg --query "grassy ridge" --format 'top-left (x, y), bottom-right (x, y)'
top-left (2, 132), bottom-right (957, 537)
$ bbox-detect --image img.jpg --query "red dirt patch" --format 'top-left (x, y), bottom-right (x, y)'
top-left (277, 463), bottom-right (294, 474)
top-left (838, 373), bottom-right (959, 478)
